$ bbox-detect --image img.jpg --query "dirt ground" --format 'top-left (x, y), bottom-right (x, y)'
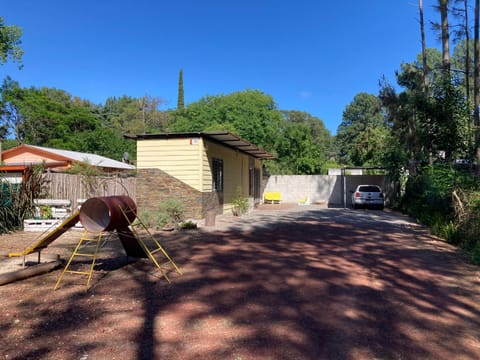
top-left (0, 204), bottom-right (479, 360)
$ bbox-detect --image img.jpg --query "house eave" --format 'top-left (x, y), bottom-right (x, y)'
top-left (125, 131), bottom-right (276, 160)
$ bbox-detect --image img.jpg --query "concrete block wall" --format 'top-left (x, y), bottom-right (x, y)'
top-left (263, 175), bottom-right (387, 207)
top-left (264, 175), bottom-right (341, 205)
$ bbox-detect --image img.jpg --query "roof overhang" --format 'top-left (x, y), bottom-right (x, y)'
top-left (0, 164), bottom-right (28, 172)
top-left (1, 144), bottom-right (71, 162)
top-left (0, 161), bottom-right (69, 172)
top-left (125, 131), bottom-right (276, 160)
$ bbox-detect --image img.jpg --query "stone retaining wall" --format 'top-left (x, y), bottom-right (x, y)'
top-left (135, 168), bottom-right (221, 219)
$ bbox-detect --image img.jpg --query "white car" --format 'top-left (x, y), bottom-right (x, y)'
top-left (351, 185), bottom-right (384, 210)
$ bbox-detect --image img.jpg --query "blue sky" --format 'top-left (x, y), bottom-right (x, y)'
top-left (2, 1), bottom-right (440, 134)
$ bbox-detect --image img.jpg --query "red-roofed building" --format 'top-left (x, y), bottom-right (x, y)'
top-left (0, 144), bottom-right (134, 176)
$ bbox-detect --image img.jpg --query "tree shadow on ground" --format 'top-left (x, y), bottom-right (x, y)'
top-left (125, 208), bottom-right (480, 359)
top-left (1, 208), bottom-right (479, 359)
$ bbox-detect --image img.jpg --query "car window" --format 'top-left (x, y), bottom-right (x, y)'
top-left (358, 185), bottom-right (381, 192)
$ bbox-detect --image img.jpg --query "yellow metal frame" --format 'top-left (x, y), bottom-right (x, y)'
top-left (53, 205), bottom-right (182, 291)
top-left (54, 231), bottom-right (103, 291)
top-left (118, 205), bottom-right (182, 283)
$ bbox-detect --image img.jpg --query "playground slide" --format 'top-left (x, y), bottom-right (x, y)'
top-left (8, 210), bottom-right (81, 257)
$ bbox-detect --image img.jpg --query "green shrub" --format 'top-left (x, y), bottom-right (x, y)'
top-left (157, 212), bottom-right (171, 229)
top-left (39, 205), bottom-right (52, 219)
top-left (452, 187), bottom-right (480, 262)
top-left (157, 198), bottom-right (185, 229)
top-left (437, 221), bottom-right (458, 243)
top-left (231, 188), bottom-right (249, 216)
top-left (469, 242), bottom-right (480, 265)
top-left (180, 220), bottom-right (198, 230)
top-left (401, 165), bottom-right (455, 226)
top-left (137, 209), bottom-right (156, 229)
top-left (0, 165), bottom-right (48, 234)
top-left (401, 165), bottom-right (480, 264)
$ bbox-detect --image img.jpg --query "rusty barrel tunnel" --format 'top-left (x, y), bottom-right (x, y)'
top-left (79, 196), bottom-right (148, 258)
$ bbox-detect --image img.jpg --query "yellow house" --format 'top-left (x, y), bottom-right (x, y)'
top-left (126, 131), bottom-right (275, 218)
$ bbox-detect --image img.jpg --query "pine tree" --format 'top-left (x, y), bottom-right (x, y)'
top-left (419, 0), bottom-right (429, 97)
top-left (439, 0), bottom-right (451, 74)
top-left (475, 0), bottom-right (480, 172)
top-left (177, 68), bottom-right (184, 113)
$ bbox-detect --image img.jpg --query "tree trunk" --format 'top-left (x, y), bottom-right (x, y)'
top-left (440, 0), bottom-right (451, 74)
top-left (475, 0), bottom-right (480, 173)
top-left (464, 0), bottom-right (470, 104)
top-left (0, 260), bottom-right (62, 286)
top-left (420, 0), bottom-right (429, 97)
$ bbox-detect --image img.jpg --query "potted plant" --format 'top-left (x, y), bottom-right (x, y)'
top-left (231, 188), bottom-right (249, 216)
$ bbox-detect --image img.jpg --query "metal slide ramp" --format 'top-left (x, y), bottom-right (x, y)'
top-left (8, 210), bottom-right (81, 266)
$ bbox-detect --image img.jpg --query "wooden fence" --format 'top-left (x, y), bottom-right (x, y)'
top-left (43, 173), bottom-right (136, 210)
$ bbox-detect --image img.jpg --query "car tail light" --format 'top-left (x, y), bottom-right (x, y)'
top-left (379, 193), bottom-right (384, 198)
top-left (354, 192), bottom-right (360, 198)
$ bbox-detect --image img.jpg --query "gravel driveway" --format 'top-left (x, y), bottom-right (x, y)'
top-left (0, 205), bottom-right (479, 359)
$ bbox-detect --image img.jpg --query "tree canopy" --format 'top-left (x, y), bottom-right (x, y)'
top-left (0, 78), bottom-right (136, 161)
top-left (170, 90), bottom-right (282, 152)
top-left (103, 95), bottom-right (170, 135)
top-left (274, 110), bottom-right (332, 174)
top-left (1, 83), bottom-right (334, 174)
top-left (169, 90), bottom-right (333, 174)
top-left (335, 93), bottom-right (386, 166)
top-left (0, 17), bottom-right (23, 68)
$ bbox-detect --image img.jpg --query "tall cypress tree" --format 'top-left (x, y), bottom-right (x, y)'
top-left (177, 68), bottom-right (184, 113)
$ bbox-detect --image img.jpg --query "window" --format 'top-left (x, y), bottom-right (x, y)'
top-left (358, 185), bottom-right (381, 193)
top-left (212, 158), bottom-right (223, 192)
top-left (249, 168), bottom-right (254, 196)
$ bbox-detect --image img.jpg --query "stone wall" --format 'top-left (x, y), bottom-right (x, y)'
top-left (136, 168), bottom-right (207, 219)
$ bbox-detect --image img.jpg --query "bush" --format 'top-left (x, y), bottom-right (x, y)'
top-left (231, 188), bottom-right (249, 216)
top-left (136, 209), bottom-right (157, 229)
top-left (435, 220), bottom-right (458, 243)
top-left (39, 205), bottom-right (52, 219)
top-left (451, 186), bottom-right (480, 263)
top-left (400, 164), bottom-right (480, 264)
top-left (401, 165), bottom-right (456, 226)
top-left (0, 165), bottom-right (48, 234)
top-left (469, 242), bottom-right (480, 265)
top-left (180, 220), bottom-right (198, 230)
top-left (157, 198), bottom-right (185, 229)
top-left (156, 212), bottom-right (171, 229)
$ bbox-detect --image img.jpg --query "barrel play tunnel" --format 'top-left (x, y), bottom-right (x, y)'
top-left (5, 195), bottom-right (182, 290)
top-left (79, 196), bottom-right (147, 258)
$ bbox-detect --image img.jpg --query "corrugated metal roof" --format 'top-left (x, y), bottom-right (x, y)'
top-left (127, 131), bottom-right (276, 160)
top-left (27, 145), bottom-right (135, 170)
